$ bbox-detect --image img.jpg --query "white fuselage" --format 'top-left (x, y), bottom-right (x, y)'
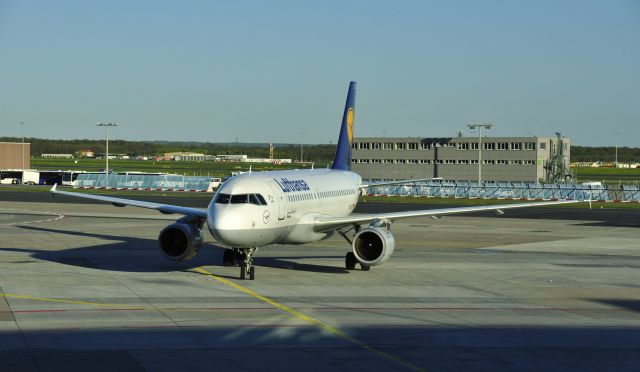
top-left (206, 169), bottom-right (361, 247)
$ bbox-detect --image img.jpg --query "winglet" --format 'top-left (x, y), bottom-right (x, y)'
top-left (50, 183), bottom-right (57, 193)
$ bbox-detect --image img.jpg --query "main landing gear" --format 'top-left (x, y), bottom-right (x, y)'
top-left (222, 248), bottom-right (256, 280)
top-left (345, 252), bottom-right (370, 271)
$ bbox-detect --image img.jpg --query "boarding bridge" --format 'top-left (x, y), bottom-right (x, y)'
top-left (365, 181), bottom-right (640, 202)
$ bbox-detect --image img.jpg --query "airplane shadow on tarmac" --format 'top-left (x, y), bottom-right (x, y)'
top-left (5, 225), bottom-right (349, 277)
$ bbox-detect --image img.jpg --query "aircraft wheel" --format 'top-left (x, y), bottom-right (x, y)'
top-left (345, 252), bottom-right (357, 270)
top-left (240, 266), bottom-right (247, 280)
top-left (249, 266), bottom-right (255, 280)
top-left (360, 263), bottom-right (371, 271)
top-left (223, 250), bottom-right (235, 266)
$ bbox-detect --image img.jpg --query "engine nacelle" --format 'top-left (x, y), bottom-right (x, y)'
top-left (352, 226), bottom-right (395, 266)
top-left (158, 223), bottom-right (204, 261)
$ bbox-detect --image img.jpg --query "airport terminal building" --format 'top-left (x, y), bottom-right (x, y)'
top-left (0, 142), bottom-right (31, 169)
top-left (351, 135), bottom-right (570, 183)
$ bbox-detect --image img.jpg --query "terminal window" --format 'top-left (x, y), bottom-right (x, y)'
top-left (483, 143), bottom-right (496, 150)
top-left (540, 143), bottom-right (546, 150)
top-left (524, 142), bottom-right (535, 150)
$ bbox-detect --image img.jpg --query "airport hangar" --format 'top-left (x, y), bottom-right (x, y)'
top-left (0, 142), bottom-right (31, 169)
top-left (351, 135), bottom-right (570, 183)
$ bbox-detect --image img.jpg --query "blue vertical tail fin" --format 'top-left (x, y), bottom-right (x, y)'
top-left (330, 81), bottom-right (356, 170)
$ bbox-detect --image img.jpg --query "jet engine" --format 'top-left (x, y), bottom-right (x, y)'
top-left (351, 226), bottom-right (395, 266)
top-left (158, 222), bottom-right (204, 261)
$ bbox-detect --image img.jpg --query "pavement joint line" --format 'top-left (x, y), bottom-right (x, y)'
top-left (191, 266), bottom-right (426, 372)
top-left (0, 293), bottom-right (147, 309)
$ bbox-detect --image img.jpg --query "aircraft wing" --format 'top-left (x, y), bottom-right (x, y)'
top-left (359, 178), bottom-right (437, 188)
top-left (314, 199), bottom-right (579, 231)
top-left (50, 184), bottom-right (208, 218)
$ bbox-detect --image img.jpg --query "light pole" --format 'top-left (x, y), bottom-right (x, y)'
top-left (19, 121), bottom-right (25, 172)
top-left (467, 123), bottom-right (493, 184)
top-left (299, 132), bottom-right (305, 163)
top-left (97, 122), bottom-right (117, 188)
top-left (612, 132), bottom-right (620, 168)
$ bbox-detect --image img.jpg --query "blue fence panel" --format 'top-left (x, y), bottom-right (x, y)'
top-left (75, 174), bottom-right (213, 191)
top-left (363, 180), bottom-right (640, 201)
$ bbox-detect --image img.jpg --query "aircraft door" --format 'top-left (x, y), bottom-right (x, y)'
top-left (268, 181), bottom-right (287, 220)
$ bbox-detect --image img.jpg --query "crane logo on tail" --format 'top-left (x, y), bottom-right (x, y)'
top-left (346, 107), bottom-right (354, 143)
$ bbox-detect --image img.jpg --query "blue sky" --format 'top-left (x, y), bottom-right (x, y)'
top-left (1, 1), bottom-right (638, 146)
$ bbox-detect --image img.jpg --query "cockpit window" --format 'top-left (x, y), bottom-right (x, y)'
top-left (249, 194), bottom-right (262, 205)
top-left (215, 193), bottom-right (231, 204)
top-left (230, 194), bottom-right (249, 204)
top-left (256, 194), bottom-right (267, 205)
top-left (216, 193), bottom-right (267, 206)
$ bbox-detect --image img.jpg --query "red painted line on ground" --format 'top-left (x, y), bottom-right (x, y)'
top-left (0, 308), bottom-right (146, 314)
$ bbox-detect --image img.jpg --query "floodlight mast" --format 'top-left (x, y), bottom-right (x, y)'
top-left (19, 121), bottom-right (25, 174)
top-left (96, 122), bottom-right (117, 188)
top-left (467, 123), bottom-right (493, 184)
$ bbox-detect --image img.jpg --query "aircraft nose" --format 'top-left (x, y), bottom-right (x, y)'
top-left (207, 205), bottom-right (243, 245)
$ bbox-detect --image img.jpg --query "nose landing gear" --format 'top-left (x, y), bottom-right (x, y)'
top-left (222, 248), bottom-right (256, 280)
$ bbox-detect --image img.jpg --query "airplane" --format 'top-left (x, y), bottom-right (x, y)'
top-left (51, 82), bottom-right (578, 280)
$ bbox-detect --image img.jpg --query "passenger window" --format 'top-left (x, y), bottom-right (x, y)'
top-left (230, 194), bottom-right (248, 204)
top-left (215, 193), bottom-right (231, 204)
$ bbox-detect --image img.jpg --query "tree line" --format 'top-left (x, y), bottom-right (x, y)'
top-left (571, 146), bottom-right (640, 163)
top-left (0, 137), bottom-right (338, 164)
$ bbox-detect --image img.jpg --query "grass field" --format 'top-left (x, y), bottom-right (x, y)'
top-left (573, 166), bottom-right (640, 185)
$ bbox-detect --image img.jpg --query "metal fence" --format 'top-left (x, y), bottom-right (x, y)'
top-left (75, 174), bottom-right (214, 191)
top-left (366, 181), bottom-right (640, 202)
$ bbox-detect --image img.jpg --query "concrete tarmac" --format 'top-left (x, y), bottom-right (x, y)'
top-left (0, 199), bottom-right (638, 371)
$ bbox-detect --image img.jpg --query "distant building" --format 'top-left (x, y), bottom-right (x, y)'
top-left (0, 142), bottom-right (31, 169)
top-left (351, 135), bottom-right (571, 183)
top-left (76, 149), bottom-right (95, 158)
top-left (95, 153), bottom-right (129, 160)
top-left (216, 154), bottom-right (248, 162)
top-left (163, 152), bottom-right (215, 162)
top-left (41, 153), bottom-right (74, 159)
